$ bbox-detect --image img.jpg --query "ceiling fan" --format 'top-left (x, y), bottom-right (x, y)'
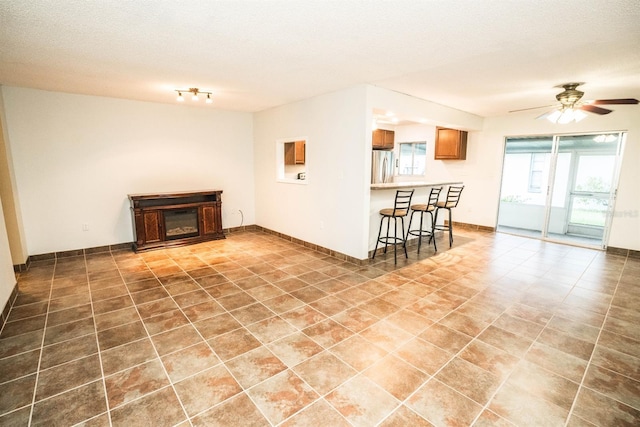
top-left (510, 83), bottom-right (639, 123)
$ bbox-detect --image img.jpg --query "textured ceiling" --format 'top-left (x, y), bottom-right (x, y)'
top-left (1, 0), bottom-right (639, 117)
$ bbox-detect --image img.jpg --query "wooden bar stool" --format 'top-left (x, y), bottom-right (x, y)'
top-left (407, 186), bottom-right (442, 253)
top-left (372, 189), bottom-right (414, 263)
top-left (432, 185), bottom-right (464, 248)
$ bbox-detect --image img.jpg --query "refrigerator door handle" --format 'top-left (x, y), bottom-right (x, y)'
top-left (382, 157), bottom-right (387, 183)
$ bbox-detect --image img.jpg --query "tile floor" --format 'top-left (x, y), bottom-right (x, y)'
top-left (0, 229), bottom-right (639, 426)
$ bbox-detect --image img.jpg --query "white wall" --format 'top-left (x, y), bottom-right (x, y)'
top-left (367, 86), bottom-right (484, 131)
top-left (253, 86), bottom-right (369, 259)
top-left (476, 109), bottom-right (640, 251)
top-left (2, 87), bottom-right (255, 255)
top-left (0, 87), bottom-right (29, 265)
top-left (0, 195), bottom-right (17, 313)
top-left (498, 203), bottom-right (568, 234)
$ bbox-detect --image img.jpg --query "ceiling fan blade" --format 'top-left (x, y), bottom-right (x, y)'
top-left (580, 104), bottom-right (612, 115)
top-left (589, 98), bottom-right (639, 105)
top-left (535, 110), bottom-right (556, 120)
top-left (509, 104), bottom-right (556, 113)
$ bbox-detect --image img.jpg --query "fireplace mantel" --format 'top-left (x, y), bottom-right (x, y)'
top-left (128, 190), bottom-right (224, 252)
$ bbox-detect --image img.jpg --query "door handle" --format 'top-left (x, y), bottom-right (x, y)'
top-left (570, 192), bottom-right (594, 197)
top-left (382, 157), bottom-right (387, 182)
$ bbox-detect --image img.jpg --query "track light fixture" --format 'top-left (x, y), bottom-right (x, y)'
top-left (174, 88), bottom-right (213, 104)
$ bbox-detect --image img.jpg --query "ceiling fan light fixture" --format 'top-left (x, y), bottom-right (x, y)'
top-left (557, 108), bottom-right (577, 124)
top-left (176, 91), bottom-right (184, 102)
top-left (517, 83), bottom-right (637, 121)
top-left (545, 110), bottom-right (562, 123)
top-left (545, 107), bottom-right (587, 124)
top-left (573, 109), bottom-right (587, 122)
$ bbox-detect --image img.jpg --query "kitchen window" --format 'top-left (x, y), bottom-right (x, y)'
top-left (398, 142), bottom-right (426, 176)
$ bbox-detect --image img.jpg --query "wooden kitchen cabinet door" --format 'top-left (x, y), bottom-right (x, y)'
top-left (435, 127), bottom-right (467, 160)
top-left (284, 141), bottom-right (305, 164)
top-left (372, 129), bottom-right (394, 150)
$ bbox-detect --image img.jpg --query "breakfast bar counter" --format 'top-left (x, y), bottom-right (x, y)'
top-left (371, 180), bottom-right (463, 190)
top-left (368, 181), bottom-right (464, 254)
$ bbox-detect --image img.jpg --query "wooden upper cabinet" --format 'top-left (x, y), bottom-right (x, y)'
top-left (435, 127), bottom-right (467, 160)
top-left (284, 140), bottom-right (305, 165)
top-left (295, 140), bottom-right (305, 164)
top-left (372, 129), bottom-right (394, 150)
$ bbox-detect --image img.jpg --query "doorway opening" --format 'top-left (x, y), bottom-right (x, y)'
top-left (496, 132), bottom-right (625, 249)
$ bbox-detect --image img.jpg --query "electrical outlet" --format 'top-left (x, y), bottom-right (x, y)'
top-left (320, 221), bottom-right (324, 230)
top-left (82, 223), bottom-right (89, 231)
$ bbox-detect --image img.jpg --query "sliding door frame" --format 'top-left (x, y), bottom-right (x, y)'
top-left (497, 131), bottom-right (626, 249)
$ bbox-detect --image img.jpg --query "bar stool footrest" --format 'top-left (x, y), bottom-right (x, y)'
top-left (377, 236), bottom-right (405, 245)
top-left (407, 229), bottom-right (435, 238)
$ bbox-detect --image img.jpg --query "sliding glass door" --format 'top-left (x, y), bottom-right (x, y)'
top-left (497, 132), bottom-right (624, 248)
top-left (497, 136), bottom-right (554, 239)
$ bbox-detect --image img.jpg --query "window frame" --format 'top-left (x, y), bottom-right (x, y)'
top-left (397, 141), bottom-right (427, 176)
top-left (528, 152), bottom-right (545, 193)
top-left (276, 136), bottom-right (308, 185)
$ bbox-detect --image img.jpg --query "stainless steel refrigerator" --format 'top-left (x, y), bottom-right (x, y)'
top-left (371, 150), bottom-right (394, 184)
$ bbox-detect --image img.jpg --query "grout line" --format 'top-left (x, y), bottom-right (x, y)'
top-left (112, 252), bottom-right (194, 427)
top-left (85, 251), bottom-right (114, 427)
top-left (27, 254), bottom-right (56, 427)
top-left (564, 251), bottom-right (629, 425)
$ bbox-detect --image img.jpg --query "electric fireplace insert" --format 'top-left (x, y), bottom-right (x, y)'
top-left (164, 209), bottom-right (199, 240)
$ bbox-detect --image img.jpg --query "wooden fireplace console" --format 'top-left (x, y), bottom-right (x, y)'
top-left (128, 190), bottom-right (224, 252)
